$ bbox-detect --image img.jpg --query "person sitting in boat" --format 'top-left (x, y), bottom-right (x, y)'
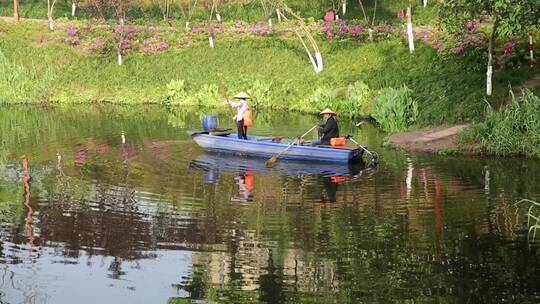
top-left (312, 108), bottom-right (339, 146)
top-left (226, 92), bottom-right (251, 140)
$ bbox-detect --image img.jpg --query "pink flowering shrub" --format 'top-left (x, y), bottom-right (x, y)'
top-left (466, 20), bottom-right (478, 32)
top-left (64, 24), bottom-right (80, 45)
top-left (497, 41), bottom-right (526, 69)
top-left (320, 20), bottom-right (398, 42)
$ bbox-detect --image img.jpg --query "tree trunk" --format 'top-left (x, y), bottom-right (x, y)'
top-left (423, 0), bottom-right (427, 7)
top-left (486, 21), bottom-right (497, 96)
top-left (72, 2), bottom-right (76, 17)
top-left (406, 2), bottom-right (415, 53)
top-left (47, 0), bottom-right (56, 31)
top-left (13, 0), bottom-right (20, 22)
top-left (529, 33), bottom-right (535, 67)
top-left (117, 18), bottom-right (124, 65)
top-left (315, 52), bottom-right (323, 73)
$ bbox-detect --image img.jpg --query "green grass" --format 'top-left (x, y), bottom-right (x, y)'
top-left (460, 89), bottom-right (540, 158)
top-left (1, 18), bottom-right (539, 128)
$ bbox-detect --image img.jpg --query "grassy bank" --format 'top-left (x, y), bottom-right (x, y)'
top-left (2, 19), bottom-right (538, 127)
top-left (460, 90), bottom-right (540, 158)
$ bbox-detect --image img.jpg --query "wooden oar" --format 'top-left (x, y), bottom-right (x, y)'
top-left (347, 136), bottom-right (379, 163)
top-left (265, 125), bottom-right (318, 168)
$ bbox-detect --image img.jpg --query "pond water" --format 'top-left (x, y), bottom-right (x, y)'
top-left (0, 105), bottom-right (539, 304)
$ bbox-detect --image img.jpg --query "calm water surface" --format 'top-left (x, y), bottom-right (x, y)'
top-left (0, 105), bottom-right (539, 304)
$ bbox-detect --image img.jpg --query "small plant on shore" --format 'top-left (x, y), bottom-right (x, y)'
top-left (371, 85), bottom-right (418, 132)
top-left (291, 86), bottom-right (335, 114)
top-left (165, 79), bottom-right (189, 105)
top-left (248, 79), bottom-right (273, 110)
top-left (341, 81), bottom-right (373, 118)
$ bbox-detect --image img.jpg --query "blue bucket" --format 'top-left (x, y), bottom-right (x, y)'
top-left (202, 115), bottom-right (219, 132)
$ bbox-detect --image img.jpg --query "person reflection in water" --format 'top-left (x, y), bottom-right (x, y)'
top-left (231, 169), bottom-right (254, 202)
top-left (321, 176), bottom-right (339, 203)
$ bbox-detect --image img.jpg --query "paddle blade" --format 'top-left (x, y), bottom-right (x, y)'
top-left (265, 156), bottom-right (278, 168)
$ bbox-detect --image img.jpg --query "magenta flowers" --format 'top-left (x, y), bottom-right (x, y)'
top-left (503, 42), bottom-right (515, 57)
top-left (64, 24), bottom-right (79, 45)
top-left (455, 44), bottom-right (465, 55)
top-left (466, 20), bottom-right (477, 32)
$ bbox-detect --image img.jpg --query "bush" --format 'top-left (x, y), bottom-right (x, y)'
top-left (371, 85), bottom-right (418, 132)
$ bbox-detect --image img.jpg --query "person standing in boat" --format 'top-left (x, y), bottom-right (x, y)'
top-left (226, 92), bottom-right (251, 140)
top-left (312, 108), bottom-right (339, 146)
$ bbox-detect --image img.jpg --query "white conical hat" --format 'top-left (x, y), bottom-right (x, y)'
top-left (233, 92), bottom-right (251, 99)
top-left (319, 108), bottom-right (336, 115)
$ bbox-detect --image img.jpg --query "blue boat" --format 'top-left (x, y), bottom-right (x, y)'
top-left (188, 131), bottom-right (363, 163)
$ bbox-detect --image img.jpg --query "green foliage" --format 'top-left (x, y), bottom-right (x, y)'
top-left (247, 79), bottom-right (273, 110)
top-left (371, 85), bottom-right (418, 132)
top-left (439, 0), bottom-right (539, 36)
top-left (461, 90), bottom-right (540, 158)
top-left (166, 79), bottom-right (188, 105)
top-left (342, 81), bottom-right (374, 118)
top-left (438, 146), bottom-right (462, 156)
top-left (516, 199), bottom-right (540, 241)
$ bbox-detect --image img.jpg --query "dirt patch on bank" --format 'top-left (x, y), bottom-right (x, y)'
top-left (389, 125), bottom-right (469, 153)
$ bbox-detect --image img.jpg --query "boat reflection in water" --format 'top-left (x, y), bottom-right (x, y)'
top-left (189, 152), bottom-right (377, 203)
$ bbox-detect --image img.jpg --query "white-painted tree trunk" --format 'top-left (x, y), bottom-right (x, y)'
top-left (315, 52), bottom-right (323, 73)
top-left (423, 0), bottom-right (427, 7)
top-left (335, 14), bottom-right (339, 21)
top-left (268, 18), bottom-right (272, 27)
top-left (185, 21), bottom-right (190, 30)
top-left (48, 17), bottom-right (54, 30)
top-left (368, 28), bottom-right (373, 42)
top-left (118, 18), bottom-right (124, 65)
top-left (530, 34), bottom-right (535, 67)
top-left (342, 1), bottom-right (347, 14)
top-left (276, 9), bottom-right (281, 22)
top-left (121, 132), bottom-right (126, 144)
top-left (486, 65), bottom-right (493, 96)
top-left (487, 26), bottom-right (494, 96)
top-left (216, 13), bottom-right (221, 22)
top-left (406, 6), bottom-right (414, 53)
top-left (308, 53), bottom-right (318, 72)
top-left (209, 36), bottom-right (214, 48)
top-left (72, 2), bottom-right (76, 16)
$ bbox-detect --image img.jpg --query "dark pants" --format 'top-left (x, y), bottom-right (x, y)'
top-left (237, 119), bottom-right (248, 139)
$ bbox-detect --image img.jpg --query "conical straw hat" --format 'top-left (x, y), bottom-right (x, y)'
top-left (319, 108), bottom-right (336, 115)
top-left (233, 92), bottom-right (251, 99)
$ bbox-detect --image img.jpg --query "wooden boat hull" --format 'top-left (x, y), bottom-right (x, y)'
top-left (189, 132), bottom-right (362, 163)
